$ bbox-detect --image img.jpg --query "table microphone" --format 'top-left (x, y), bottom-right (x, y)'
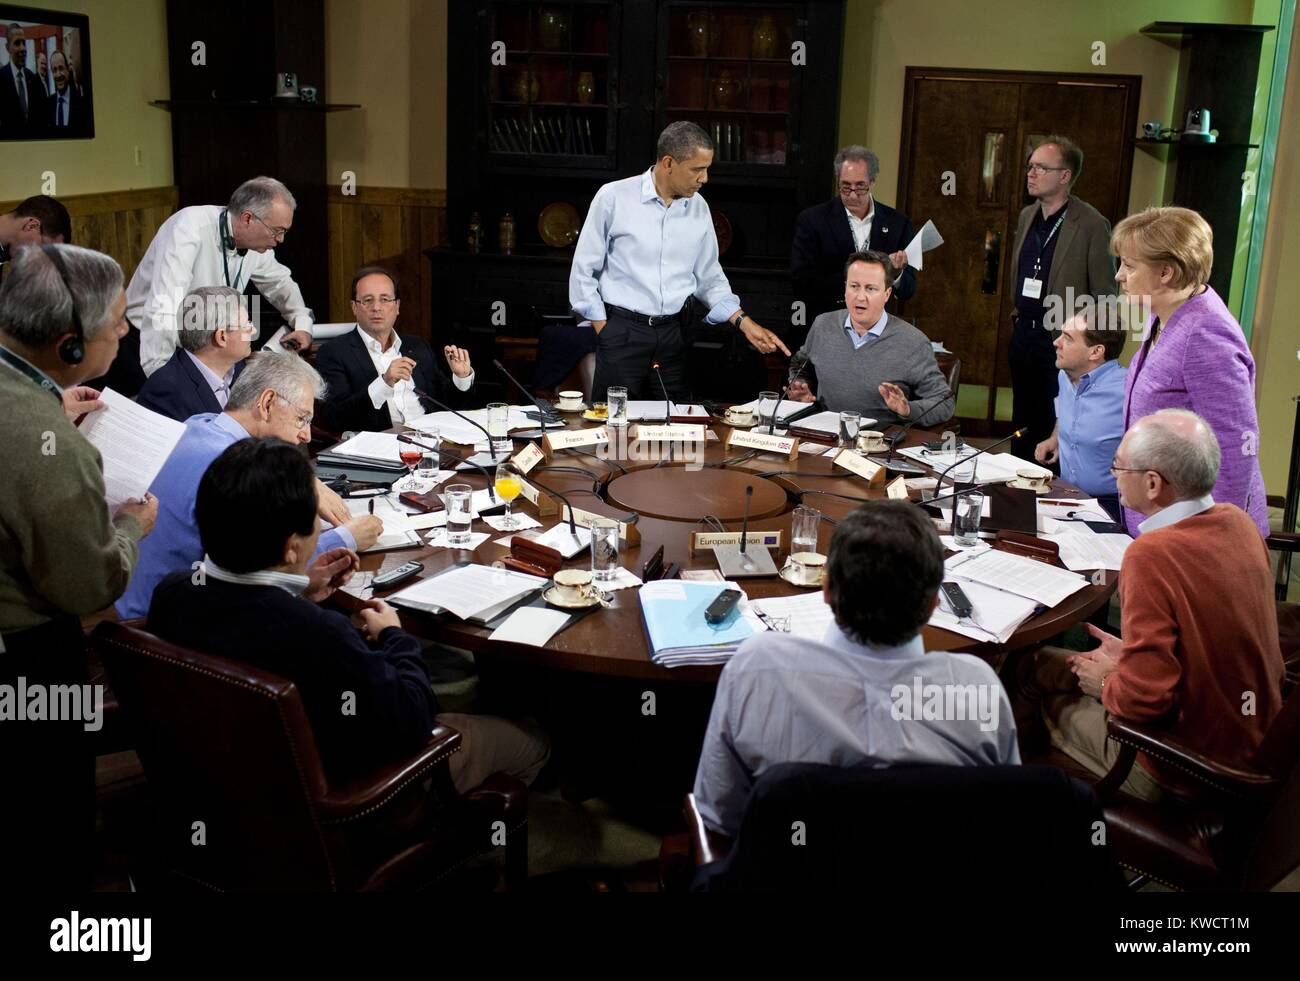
top-left (739, 486), bottom-right (752, 557)
top-left (505, 462), bottom-right (577, 536)
top-left (935, 425), bottom-right (1025, 494)
top-left (413, 388), bottom-right (498, 459)
top-left (769, 355), bottom-right (808, 434)
top-left (651, 361), bottom-right (672, 423)
top-left (397, 433), bottom-right (496, 502)
top-left (492, 358), bottom-right (563, 429)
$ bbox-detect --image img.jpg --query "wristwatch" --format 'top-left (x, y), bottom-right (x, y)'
top-left (730, 310), bottom-right (747, 329)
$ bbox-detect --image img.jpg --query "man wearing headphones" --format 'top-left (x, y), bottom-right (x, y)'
top-left (98, 176), bottom-right (315, 396)
top-left (0, 244), bottom-right (159, 890)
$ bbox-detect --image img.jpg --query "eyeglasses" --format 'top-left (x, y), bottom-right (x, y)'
top-left (839, 183), bottom-right (871, 196)
top-left (271, 391), bottom-right (313, 429)
top-left (352, 295), bottom-right (397, 308)
top-left (1109, 456), bottom-right (1167, 483)
top-left (1025, 163), bottom-right (1067, 175)
top-left (252, 213), bottom-right (289, 240)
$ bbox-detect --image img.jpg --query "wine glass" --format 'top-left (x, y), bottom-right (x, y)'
top-left (399, 448), bottom-right (423, 490)
top-left (494, 463), bottom-right (523, 529)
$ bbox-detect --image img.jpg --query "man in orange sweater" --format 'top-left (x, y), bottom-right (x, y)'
top-left (1027, 408), bottom-right (1283, 801)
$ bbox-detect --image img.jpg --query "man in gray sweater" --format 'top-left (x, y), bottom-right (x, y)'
top-left (789, 250), bottom-right (953, 428)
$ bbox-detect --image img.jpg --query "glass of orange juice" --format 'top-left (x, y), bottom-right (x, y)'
top-left (494, 463), bottom-right (523, 529)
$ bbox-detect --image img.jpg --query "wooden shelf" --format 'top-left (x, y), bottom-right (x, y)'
top-left (150, 99), bottom-right (359, 112)
top-left (1133, 137), bottom-right (1259, 149)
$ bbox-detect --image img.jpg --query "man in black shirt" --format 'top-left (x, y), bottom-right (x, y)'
top-left (1007, 136), bottom-right (1116, 458)
top-left (148, 438), bottom-right (549, 789)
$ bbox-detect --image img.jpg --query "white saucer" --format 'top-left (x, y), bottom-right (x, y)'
top-left (724, 415), bottom-right (759, 429)
top-left (556, 404), bottom-right (586, 414)
top-left (1008, 479), bottom-right (1053, 495)
top-left (778, 566), bottom-right (824, 589)
top-left (542, 586), bottom-right (602, 609)
top-left (582, 410), bottom-right (610, 423)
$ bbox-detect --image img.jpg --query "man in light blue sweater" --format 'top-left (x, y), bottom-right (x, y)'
top-left (789, 250), bottom-right (953, 428)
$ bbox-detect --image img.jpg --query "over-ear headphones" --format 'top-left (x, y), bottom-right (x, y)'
top-left (42, 245), bottom-right (84, 366)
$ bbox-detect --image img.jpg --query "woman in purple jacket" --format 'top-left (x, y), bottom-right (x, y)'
top-left (1114, 206), bottom-right (1268, 536)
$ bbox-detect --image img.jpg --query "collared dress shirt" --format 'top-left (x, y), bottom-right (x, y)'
top-left (201, 556), bottom-right (309, 596)
top-left (842, 309), bottom-right (888, 351)
top-left (1136, 492), bottom-right (1215, 536)
top-left (126, 205), bottom-right (314, 376)
top-left (845, 201), bottom-right (874, 252)
top-left (1054, 358), bottom-right (1126, 498)
top-left (693, 622), bottom-right (1020, 836)
top-left (116, 412), bottom-right (352, 619)
top-left (184, 350), bottom-right (236, 409)
top-left (569, 168), bottom-right (740, 324)
top-left (357, 325), bottom-right (473, 425)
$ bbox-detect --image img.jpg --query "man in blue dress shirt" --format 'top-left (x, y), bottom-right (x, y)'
top-left (569, 121), bottom-right (789, 402)
top-left (117, 352), bottom-right (382, 619)
top-left (693, 501), bottom-right (1020, 838)
top-left (1034, 310), bottom-right (1127, 522)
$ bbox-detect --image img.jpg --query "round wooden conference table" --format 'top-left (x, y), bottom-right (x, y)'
top-left (340, 412), bottom-right (1116, 685)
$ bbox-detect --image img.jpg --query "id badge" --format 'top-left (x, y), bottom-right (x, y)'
top-left (1021, 277), bottom-right (1043, 300)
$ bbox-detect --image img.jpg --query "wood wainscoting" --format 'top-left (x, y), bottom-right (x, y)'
top-left (326, 186), bottom-right (447, 343)
top-left (0, 186), bottom-right (179, 284)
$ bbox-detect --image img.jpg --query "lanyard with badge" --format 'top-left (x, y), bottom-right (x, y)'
top-left (218, 210), bottom-right (246, 289)
top-left (0, 344), bottom-right (62, 402)
top-left (1021, 212), bottom-right (1065, 301)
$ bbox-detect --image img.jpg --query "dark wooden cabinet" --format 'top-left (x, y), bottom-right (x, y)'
top-left (439, 0), bottom-right (845, 399)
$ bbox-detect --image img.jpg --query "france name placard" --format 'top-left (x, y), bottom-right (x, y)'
top-left (726, 428), bottom-right (799, 459)
top-left (542, 427), bottom-right (609, 455)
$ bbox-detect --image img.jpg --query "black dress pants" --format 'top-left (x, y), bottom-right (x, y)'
top-left (591, 312), bottom-right (691, 403)
top-left (1008, 320), bottom-right (1058, 460)
top-left (0, 616), bottom-right (95, 892)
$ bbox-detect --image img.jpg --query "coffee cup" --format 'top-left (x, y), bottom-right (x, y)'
top-left (1015, 467), bottom-right (1052, 492)
top-left (784, 551), bottom-right (826, 586)
top-left (553, 568), bottom-right (594, 602)
top-left (557, 390), bottom-right (584, 411)
top-left (725, 406), bottom-right (756, 425)
top-left (857, 430), bottom-right (887, 453)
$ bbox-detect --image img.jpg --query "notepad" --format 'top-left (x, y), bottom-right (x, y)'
top-left (388, 563), bottom-right (546, 622)
top-left (639, 580), bottom-right (756, 668)
top-left (944, 549), bottom-right (1088, 608)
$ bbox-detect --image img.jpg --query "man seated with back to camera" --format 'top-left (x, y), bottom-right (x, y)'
top-left (116, 351), bottom-right (382, 620)
top-left (135, 285), bottom-right (255, 422)
top-left (787, 250), bottom-right (953, 428)
top-left (148, 438), bottom-right (550, 790)
top-left (693, 501), bottom-right (1019, 837)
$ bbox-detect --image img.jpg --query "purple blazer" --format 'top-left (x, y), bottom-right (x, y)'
top-left (1122, 286), bottom-right (1268, 536)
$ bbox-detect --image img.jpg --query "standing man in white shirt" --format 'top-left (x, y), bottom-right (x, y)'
top-left (97, 176), bottom-right (315, 396)
top-left (315, 266), bottom-right (475, 433)
top-left (569, 121), bottom-right (789, 402)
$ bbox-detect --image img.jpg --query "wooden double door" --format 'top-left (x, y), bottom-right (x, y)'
top-left (898, 68), bottom-right (1141, 436)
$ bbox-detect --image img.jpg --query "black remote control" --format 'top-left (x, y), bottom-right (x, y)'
top-left (704, 589), bottom-right (743, 625)
top-left (940, 581), bottom-right (974, 619)
top-left (924, 437), bottom-right (967, 452)
top-left (373, 561), bottom-right (423, 590)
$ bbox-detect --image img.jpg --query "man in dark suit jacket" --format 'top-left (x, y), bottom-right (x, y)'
top-left (136, 285), bottom-right (253, 421)
top-left (316, 265), bottom-right (476, 433)
top-left (46, 50), bottom-right (88, 137)
top-left (148, 438), bottom-right (550, 790)
top-left (0, 25), bottom-right (49, 134)
top-left (792, 145), bottom-right (916, 319)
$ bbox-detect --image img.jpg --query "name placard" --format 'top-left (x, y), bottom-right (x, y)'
top-left (726, 428), bottom-right (799, 460)
top-left (632, 424), bottom-right (707, 442)
top-left (561, 504), bottom-right (642, 544)
top-left (886, 475), bottom-right (910, 500)
top-left (833, 449), bottom-right (885, 485)
top-left (516, 476), bottom-right (559, 516)
top-left (511, 442), bottom-right (545, 475)
top-left (690, 530), bottom-right (783, 554)
top-left (542, 427), bottom-right (609, 456)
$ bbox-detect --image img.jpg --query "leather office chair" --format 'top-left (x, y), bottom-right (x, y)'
top-left (1054, 683), bottom-right (1300, 891)
top-left (664, 763), bottom-right (1119, 892)
top-left (94, 621), bottom-right (528, 892)
top-left (930, 352), bottom-right (961, 430)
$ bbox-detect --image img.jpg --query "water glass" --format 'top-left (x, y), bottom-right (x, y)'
top-left (756, 391), bottom-right (779, 427)
top-left (953, 490), bottom-right (985, 547)
top-left (445, 483), bottom-right (474, 547)
top-left (606, 386), bottom-right (629, 427)
top-left (590, 522), bottom-right (620, 584)
top-left (416, 427), bottom-right (441, 478)
top-left (790, 505), bottom-right (820, 555)
top-left (838, 410), bottom-right (861, 448)
top-left (486, 402), bottom-right (512, 456)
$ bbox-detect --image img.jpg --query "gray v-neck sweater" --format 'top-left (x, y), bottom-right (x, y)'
top-left (792, 311), bottom-right (954, 427)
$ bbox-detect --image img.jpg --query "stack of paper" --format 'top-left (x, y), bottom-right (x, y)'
top-left (78, 389), bottom-right (186, 509)
top-left (897, 447), bottom-right (1041, 484)
top-left (788, 409), bottom-right (877, 436)
top-left (625, 401), bottom-right (707, 420)
top-left (330, 431), bottom-right (409, 463)
top-left (388, 564), bottom-right (546, 622)
top-left (343, 495), bottom-right (422, 551)
top-left (944, 549), bottom-right (1088, 608)
top-left (929, 578), bottom-right (1039, 644)
top-left (1041, 532), bottom-right (1131, 572)
top-left (404, 406), bottom-right (537, 446)
top-left (749, 592), bottom-right (835, 642)
top-left (639, 580), bottom-right (757, 668)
